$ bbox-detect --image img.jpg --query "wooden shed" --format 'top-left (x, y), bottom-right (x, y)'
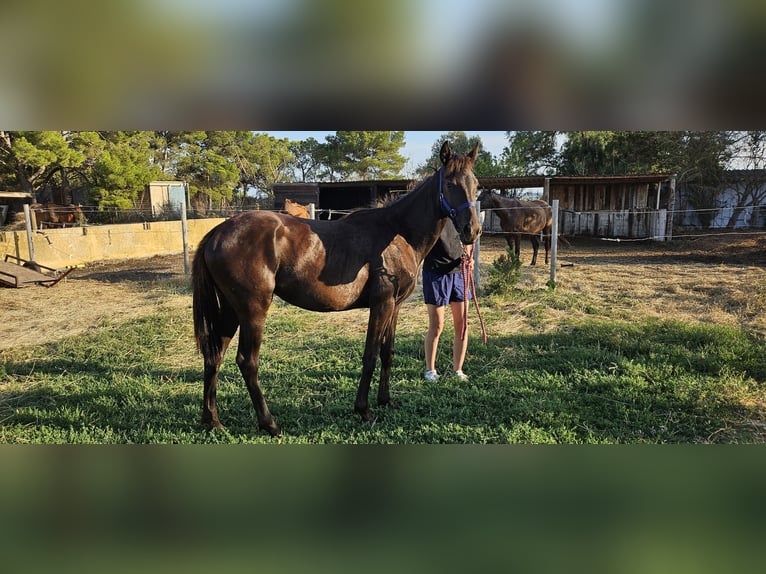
top-left (273, 179), bottom-right (411, 218)
top-left (137, 181), bottom-right (187, 217)
top-left (478, 174), bottom-right (677, 240)
top-left (273, 173), bottom-right (677, 239)
top-left (0, 191), bottom-right (34, 226)
top-left (272, 183), bottom-right (319, 210)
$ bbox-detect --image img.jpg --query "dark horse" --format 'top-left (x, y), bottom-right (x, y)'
top-left (478, 190), bottom-right (552, 265)
top-left (192, 142), bottom-right (482, 435)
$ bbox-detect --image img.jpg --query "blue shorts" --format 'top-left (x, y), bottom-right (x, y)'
top-left (422, 268), bottom-right (471, 306)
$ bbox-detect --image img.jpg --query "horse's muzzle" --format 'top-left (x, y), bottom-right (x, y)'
top-left (457, 211), bottom-right (483, 244)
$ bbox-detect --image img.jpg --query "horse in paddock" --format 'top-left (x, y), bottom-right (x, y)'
top-left (283, 198), bottom-right (311, 219)
top-left (192, 141), bottom-right (482, 435)
top-left (30, 203), bottom-right (86, 229)
top-left (478, 191), bottom-right (552, 265)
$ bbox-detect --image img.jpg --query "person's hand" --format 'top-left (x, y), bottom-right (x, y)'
top-left (462, 249), bottom-right (474, 270)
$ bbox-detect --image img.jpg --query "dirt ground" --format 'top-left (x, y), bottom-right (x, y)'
top-left (1, 230), bottom-right (765, 351)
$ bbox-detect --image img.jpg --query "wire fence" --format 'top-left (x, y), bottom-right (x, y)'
top-left (4, 199), bottom-right (764, 286)
top-left (6, 201), bottom-right (766, 242)
top-left (480, 204), bottom-right (766, 243)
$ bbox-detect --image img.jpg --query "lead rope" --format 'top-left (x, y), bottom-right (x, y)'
top-left (461, 244), bottom-right (487, 344)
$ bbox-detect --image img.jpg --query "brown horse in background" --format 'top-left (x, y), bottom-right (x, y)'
top-left (283, 198), bottom-right (311, 219)
top-left (192, 142), bottom-right (482, 435)
top-left (30, 203), bottom-right (86, 228)
top-left (479, 191), bottom-right (552, 265)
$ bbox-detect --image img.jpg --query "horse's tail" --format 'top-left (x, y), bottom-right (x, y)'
top-left (192, 230), bottom-right (225, 364)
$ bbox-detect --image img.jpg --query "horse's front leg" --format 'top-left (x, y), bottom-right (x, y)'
top-left (355, 301), bottom-right (393, 422)
top-left (377, 305), bottom-right (401, 409)
top-left (544, 234), bottom-right (551, 265)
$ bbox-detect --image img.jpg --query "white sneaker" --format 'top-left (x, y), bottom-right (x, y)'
top-left (424, 369), bottom-right (440, 382)
top-left (454, 370), bottom-right (469, 381)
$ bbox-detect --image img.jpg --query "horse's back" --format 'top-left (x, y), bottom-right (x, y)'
top-left (492, 196), bottom-right (551, 233)
top-left (201, 210), bottom-right (374, 312)
top-left (203, 211), bottom-right (302, 270)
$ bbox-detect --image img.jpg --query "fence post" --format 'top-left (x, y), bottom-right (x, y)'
top-left (181, 190), bottom-right (189, 276)
top-left (474, 200), bottom-right (483, 290)
top-left (550, 199), bottom-right (559, 286)
top-left (308, 203), bottom-right (316, 220)
top-left (23, 203), bottom-right (35, 262)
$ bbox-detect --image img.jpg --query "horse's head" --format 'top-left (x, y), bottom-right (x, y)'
top-left (438, 141), bottom-right (482, 244)
top-left (284, 198), bottom-right (310, 219)
top-left (477, 189), bottom-right (494, 206)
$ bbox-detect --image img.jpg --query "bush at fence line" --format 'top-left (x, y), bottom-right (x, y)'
top-left (485, 247), bottom-right (522, 296)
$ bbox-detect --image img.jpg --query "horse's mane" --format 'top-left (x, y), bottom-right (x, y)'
top-left (343, 151), bottom-right (475, 217)
top-left (482, 191), bottom-right (531, 208)
top-left (444, 153), bottom-right (475, 176)
top-left (374, 176), bottom-right (425, 208)
top-left (490, 193), bottom-right (520, 205)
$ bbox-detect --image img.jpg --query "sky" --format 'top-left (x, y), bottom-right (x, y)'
top-left (265, 131), bottom-right (510, 176)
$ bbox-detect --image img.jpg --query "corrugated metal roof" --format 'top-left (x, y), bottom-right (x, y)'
top-left (273, 174), bottom-right (677, 195)
top-left (478, 174), bottom-right (675, 189)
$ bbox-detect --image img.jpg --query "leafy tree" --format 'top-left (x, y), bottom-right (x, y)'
top-left (173, 131), bottom-right (240, 209)
top-left (418, 132), bottom-right (496, 177)
top-left (324, 131), bottom-right (406, 180)
top-left (240, 133), bottom-right (294, 194)
top-left (0, 131), bottom-right (88, 198)
top-left (148, 131), bottom-right (189, 176)
top-left (500, 131), bottom-right (558, 175)
top-left (316, 135), bottom-right (345, 182)
top-left (36, 131), bottom-right (105, 203)
top-left (289, 137), bottom-right (323, 182)
top-left (554, 131), bottom-right (734, 179)
top-left (556, 131), bottom-right (617, 175)
top-left (90, 132), bottom-right (163, 209)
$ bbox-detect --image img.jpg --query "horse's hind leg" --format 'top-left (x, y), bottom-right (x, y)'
top-left (530, 235), bottom-right (540, 266)
top-left (202, 309), bottom-right (238, 430)
top-left (376, 306), bottom-right (401, 409)
top-left (237, 310), bottom-right (280, 437)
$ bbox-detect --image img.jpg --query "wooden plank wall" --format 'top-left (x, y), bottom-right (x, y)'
top-left (553, 183), bottom-right (652, 211)
top-left (559, 209), bottom-right (668, 239)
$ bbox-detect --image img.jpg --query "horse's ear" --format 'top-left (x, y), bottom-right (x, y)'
top-left (439, 141), bottom-right (452, 165)
top-left (468, 142), bottom-right (480, 163)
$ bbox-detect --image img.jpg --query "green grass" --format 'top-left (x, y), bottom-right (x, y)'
top-left (1, 291), bottom-right (765, 443)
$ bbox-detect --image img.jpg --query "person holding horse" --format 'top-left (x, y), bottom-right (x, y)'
top-left (423, 222), bottom-right (474, 382)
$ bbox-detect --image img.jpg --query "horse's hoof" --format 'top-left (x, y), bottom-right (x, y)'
top-left (260, 422), bottom-right (281, 437)
top-left (379, 399), bottom-right (398, 409)
top-left (202, 414), bottom-right (225, 430)
top-left (355, 408), bottom-right (375, 422)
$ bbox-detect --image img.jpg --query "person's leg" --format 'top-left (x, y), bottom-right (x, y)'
top-left (449, 301), bottom-right (468, 373)
top-left (425, 303), bottom-right (445, 375)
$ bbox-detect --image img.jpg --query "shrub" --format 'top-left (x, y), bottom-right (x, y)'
top-left (485, 247), bottom-right (521, 296)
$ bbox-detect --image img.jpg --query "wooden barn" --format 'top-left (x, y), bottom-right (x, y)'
top-left (271, 183), bottom-right (319, 210)
top-left (478, 174), bottom-right (677, 240)
top-left (273, 173), bottom-right (677, 239)
top-left (0, 191), bottom-right (33, 226)
top-left (273, 179), bottom-right (411, 218)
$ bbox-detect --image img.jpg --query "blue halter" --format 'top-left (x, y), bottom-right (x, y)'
top-left (439, 167), bottom-right (475, 221)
